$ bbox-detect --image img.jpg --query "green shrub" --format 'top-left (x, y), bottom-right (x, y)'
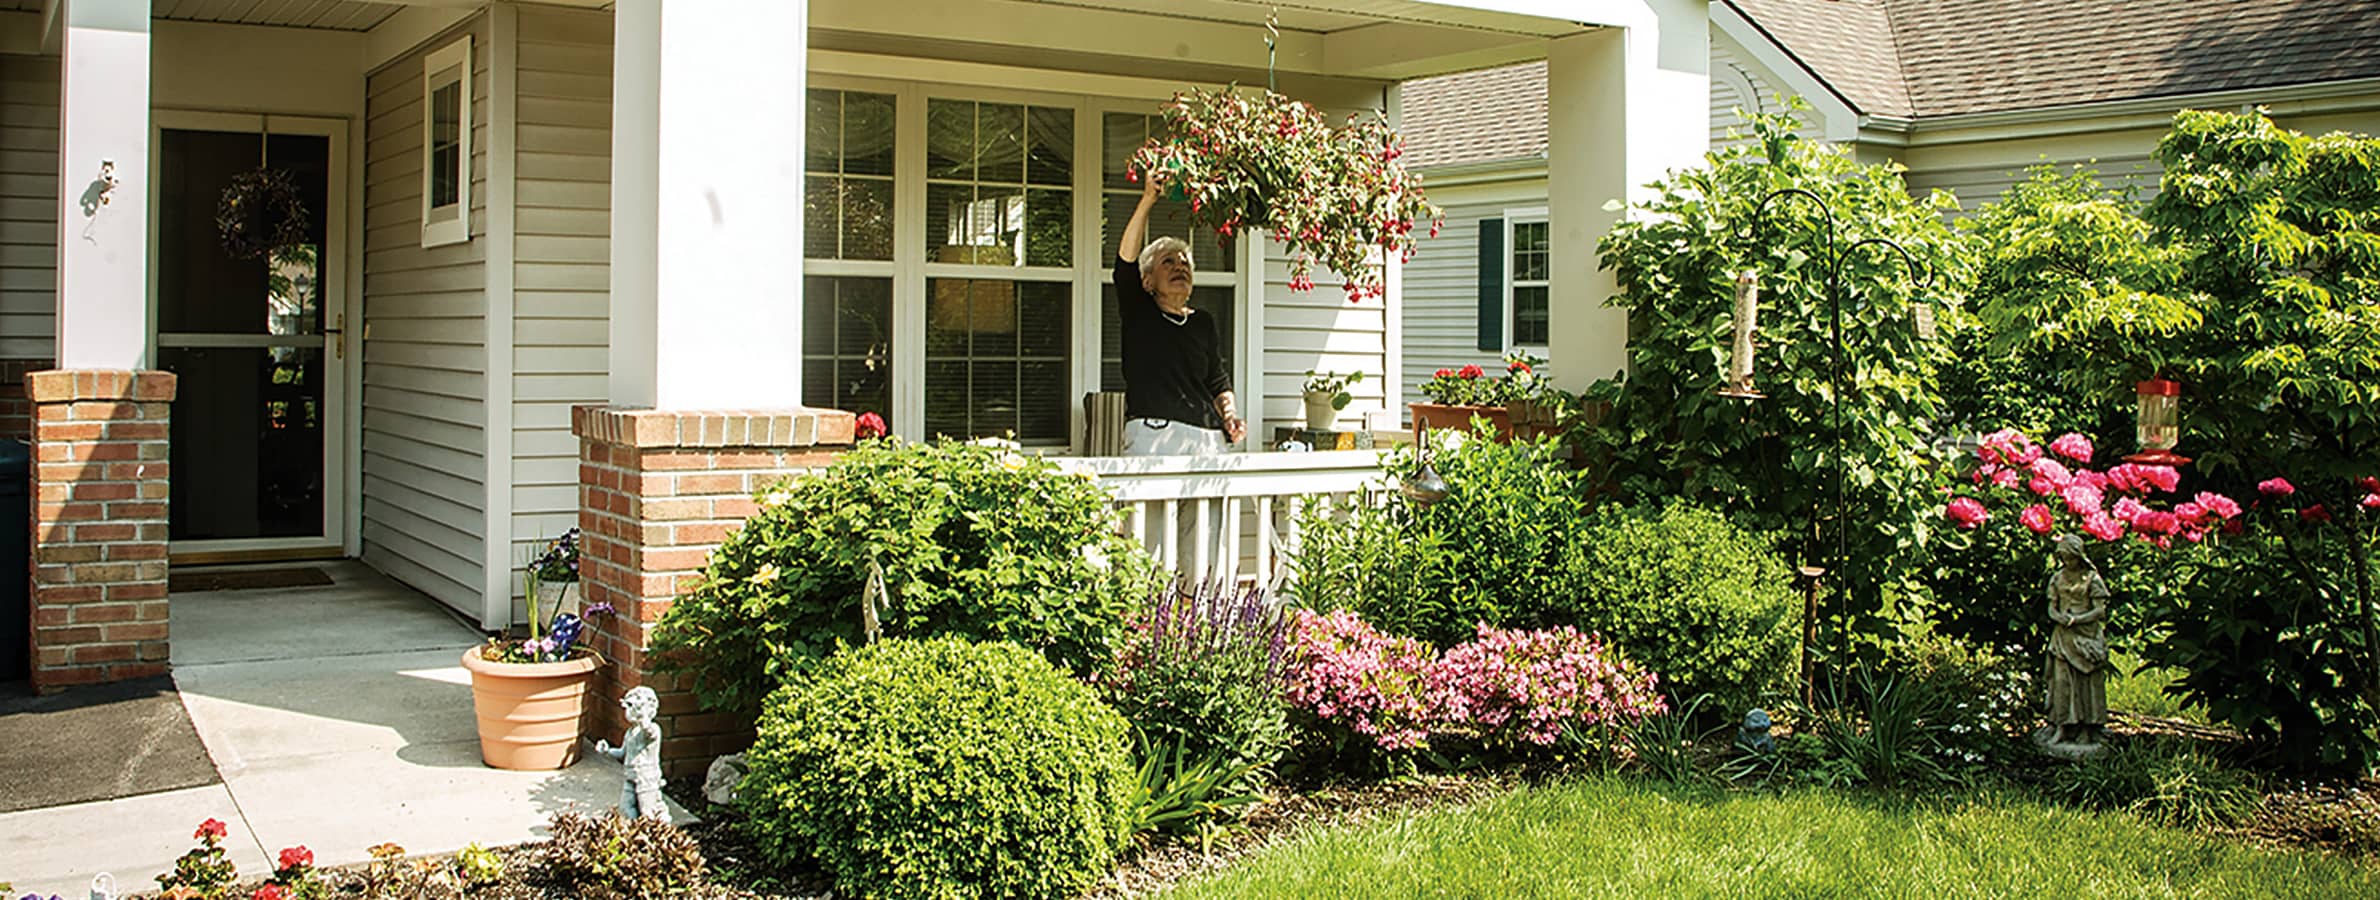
top-left (1558, 503), bottom-right (1798, 709)
top-left (542, 812), bottom-right (707, 899)
top-left (649, 438), bottom-right (1161, 717)
top-left (1100, 578), bottom-right (1292, 787)
top-left (1783, 668), bottom-right (1960, 789)
top-left (1885, 628), bottom-right (2036, 765)
top-left (1290, 432), bottom-right (1591, 646)
top-left (742, 637), bottom-right (1135, 900)
top-left (2050, 739), bottom-right (2260, 830)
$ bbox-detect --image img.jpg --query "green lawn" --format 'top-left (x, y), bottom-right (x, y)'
top-left (2108, 648), bottom-right (2206, 723)
top-left (1162, 777), bottom-right (2375, 899)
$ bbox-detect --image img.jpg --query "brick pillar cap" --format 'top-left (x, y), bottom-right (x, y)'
top-left (29, 370), bottom-right (178, 403)
top-left (572, 405), bottom-right (857, 449)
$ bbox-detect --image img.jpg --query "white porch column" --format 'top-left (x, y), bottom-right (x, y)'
top-left (610, 0), bottom-right (807, 410)
top-left (1546, 1), bottom-right (1708, 391)
top-left (54, 0), bottom-right (152, 369)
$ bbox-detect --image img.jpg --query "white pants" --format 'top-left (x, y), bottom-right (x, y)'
top-left (1122, 418), bottom-right (1226, 457)
top-left (1122, 418), bottom-right (1229, 579)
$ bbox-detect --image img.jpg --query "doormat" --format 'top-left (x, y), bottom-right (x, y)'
top-left (0, 676), bottom-right (220, 813)
top-left (170, 567), bottom-right (336, 593)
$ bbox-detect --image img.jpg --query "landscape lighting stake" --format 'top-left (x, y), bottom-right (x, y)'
top-left (1738, 187), bottom-right (1930, 680)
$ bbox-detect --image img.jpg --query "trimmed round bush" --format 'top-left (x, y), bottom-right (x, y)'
top-left (649, 438), bottom-right (1160, 718)
top-left (742, 637), bottom-right (1135, 900)
top-left (1555, 503), bottom-right (1798, 708)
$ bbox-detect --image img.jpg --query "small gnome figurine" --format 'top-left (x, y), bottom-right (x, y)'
top-left (595, 686), bottom-right (667, 820)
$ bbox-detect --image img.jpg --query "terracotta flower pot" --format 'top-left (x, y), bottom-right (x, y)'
top-left (460, 645), bottom-right (601, 771)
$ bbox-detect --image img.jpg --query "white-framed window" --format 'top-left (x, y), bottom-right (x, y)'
top-left (1507, 212), bottom-right (1549, 349)
top-left (1098, 110), bottom-right (1238, 393)
top-left (802, 88), bottom-right (898, 426)
top-left (419, 36), bottom-right (471, 248)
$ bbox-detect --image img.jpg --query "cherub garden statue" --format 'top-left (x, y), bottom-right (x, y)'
top-left (2041, 534), bottom-right (2111, 751)
top-left (595, 685), bottom-right (667, 820)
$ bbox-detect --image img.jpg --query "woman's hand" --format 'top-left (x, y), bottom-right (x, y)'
top-left (1141, 167), bottom-right (1164, 204)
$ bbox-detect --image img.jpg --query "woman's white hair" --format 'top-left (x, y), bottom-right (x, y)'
top-left (1138, 236), bottom-right (1194, 278)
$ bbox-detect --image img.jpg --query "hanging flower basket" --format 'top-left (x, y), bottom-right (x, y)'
top-left (1131, 87), bottom-right (1441, 303)
top-left (216, 167), bottom-right (311, 260)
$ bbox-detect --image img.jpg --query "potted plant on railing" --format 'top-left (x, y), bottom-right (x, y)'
top-left (1302, 369), bottom-right (1364, 430)
top-left (1130, 86), bottom-right (1441, 304)
top-left (461, 529), bottom-right (608, 771)
top-left (1413, 351), bottom-right (1560, 442)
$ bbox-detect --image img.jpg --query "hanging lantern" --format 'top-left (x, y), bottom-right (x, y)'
top-left (2125, 377), bottom-right (2191, 466)
top-left (1716, 270), bottom-right (1765, 400)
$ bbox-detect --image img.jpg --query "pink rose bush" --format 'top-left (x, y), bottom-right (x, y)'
top-left (1282, 610), bottom-right (1666, 753)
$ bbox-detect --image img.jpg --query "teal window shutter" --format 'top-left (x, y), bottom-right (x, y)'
top-left (1477, 217), bottom-right (1504, 351)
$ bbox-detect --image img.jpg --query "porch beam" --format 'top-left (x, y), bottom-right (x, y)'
top-left (1545, 0), bottom-right (1708, 391)
top-left (811, 0), bottom-right (1328, 79)
top-left (54, 0), bottom-right (152, 370)
top-left (1319, 22), bottom-right (1544, 81)
top-left (609, 0), bottom-right (807, 410)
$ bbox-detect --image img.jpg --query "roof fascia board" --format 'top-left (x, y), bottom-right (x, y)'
top-left (1901, 77), bottom-right (2380, 144)
top-left (1416, 156), bottom-right (1550, 186)
top-left (1711, 1), bottom-right (1862, 141)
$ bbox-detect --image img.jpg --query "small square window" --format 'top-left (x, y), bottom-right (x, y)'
top-left (420, 36), bottom-right (471, 248)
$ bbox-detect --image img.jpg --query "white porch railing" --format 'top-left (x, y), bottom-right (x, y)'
top-left (1073, 450), bottom-right (1390, 587)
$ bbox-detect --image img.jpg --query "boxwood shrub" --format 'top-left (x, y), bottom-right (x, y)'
top-left (1556, 502), bottom-right (1799, 708)
top-left (741, 637), bottom-right (1135, 900)
top-left (649, 438), bottom-right (1160, 718)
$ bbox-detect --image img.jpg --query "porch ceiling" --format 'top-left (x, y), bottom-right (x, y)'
top-left (819, 0), bottom-right (1597, 88)
top-left (153, 0), bottom-right (402, 31)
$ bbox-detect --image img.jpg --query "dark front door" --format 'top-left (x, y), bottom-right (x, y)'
top-left (154, 125), bottom-right (341, 547)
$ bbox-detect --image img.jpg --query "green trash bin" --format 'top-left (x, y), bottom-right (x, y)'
top-left (0, 439), bottom-right (26, 681)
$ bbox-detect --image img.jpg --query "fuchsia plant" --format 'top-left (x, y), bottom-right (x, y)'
top-left (1282, 610), bottom-right (1666, 752)
top-left (1129, 87), bottom-right (1442, 303)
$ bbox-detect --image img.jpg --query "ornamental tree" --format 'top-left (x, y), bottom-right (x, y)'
top-left (1132, 87), bottom-right (1441, 302)
top-left (1579, 109), bottom-right (1971, 642)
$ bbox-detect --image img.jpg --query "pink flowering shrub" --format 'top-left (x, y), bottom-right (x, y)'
top-left (1943, 428), bottom-right (2245, 548)
top-left (1282, 610), bottom-right (1667, 754)
top-left (1428, 624), bottom-right (1666, 748)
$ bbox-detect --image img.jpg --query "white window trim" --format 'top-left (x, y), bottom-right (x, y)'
top-left (419, 36), bottom-right (472, 248)
top-left (1505, 207), bottom-right (1549, 354)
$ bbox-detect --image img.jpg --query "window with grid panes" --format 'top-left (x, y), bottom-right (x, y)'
top-left (1510, 219), bottom-right (1550, 347)
top-left (801, 90), bottom-right (896, 421)
top-left (1099, 111), bottom-right (1235, 391)
top-left (923, 98), bottom-right (1074, 443)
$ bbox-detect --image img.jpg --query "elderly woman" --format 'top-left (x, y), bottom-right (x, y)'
top-left (1114, 172), bottom-right (1245, 455)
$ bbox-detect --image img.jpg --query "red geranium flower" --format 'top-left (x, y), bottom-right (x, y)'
top-left (195, 818), bottom-right (228, 841)
top-left (278, 845), bottom-right (313, 871)
top-left (251, 886), bottom-right (287, 900)
top-left (854, 411), bottom-right (887, 441)
top-left (1457, 364), bottom-right (1485, 379)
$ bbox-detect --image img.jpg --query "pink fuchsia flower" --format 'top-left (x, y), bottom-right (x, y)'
top-left (2082, 512), bottom-right (2127, 541)
top-left (195, 819), bottom-right (228, 841)
top-left (2196, 491), bottom-right (2242, 519)
top-left (1945, 497), bottom-right (1989, 529)
top-left (2259, 477), bottom-right (2296, 496)
top-left (277, 845), bottom-right (313, 872)
top-left (854, 411), bottom-right (887, 440)
top-left (2020, 504), bottom-right (2055, 534)
top-left (2048, 433), bottom-right (2094, 464)
top-left (2302, 504), bottom-right (2333, 523)
top-left (2062, 483), bottom-right (2106, 518)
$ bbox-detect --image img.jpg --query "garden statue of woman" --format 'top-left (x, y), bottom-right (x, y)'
top-left (595, 686), bottom-right (667, 820)
top-left (2044, 534), bottom-right (2111, 746)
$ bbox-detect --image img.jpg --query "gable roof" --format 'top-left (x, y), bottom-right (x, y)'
top-left (1727, 0), bottom-right (2380, 118)
top-left (1398, 60), bottom-right (1547, 169)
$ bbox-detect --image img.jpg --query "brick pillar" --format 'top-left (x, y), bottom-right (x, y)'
top-left (27, 370), bottom-right (176, 693)
top-left (574, 406), bottom-right (854, 777)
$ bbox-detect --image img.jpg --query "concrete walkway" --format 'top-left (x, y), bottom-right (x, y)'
top-left (0, 561), bottom-right (685, 897)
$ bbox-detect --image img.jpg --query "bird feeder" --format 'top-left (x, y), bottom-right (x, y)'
top-left (2125, 377), bottom-right (2190, 466)
top-left (1716, 270), bottom-right (1766, 400)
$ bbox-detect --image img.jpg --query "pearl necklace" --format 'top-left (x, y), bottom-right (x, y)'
top-left (1159, 306), bottom-right (1191, 326)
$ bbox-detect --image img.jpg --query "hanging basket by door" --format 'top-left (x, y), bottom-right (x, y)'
top-left (216, 167), bottom-right (311, 260)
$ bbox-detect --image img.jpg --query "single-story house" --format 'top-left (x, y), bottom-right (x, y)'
top-left (6, 0), bottom-right (1723, 771)
top-left (1398, 0), bottom-right (2380, 403)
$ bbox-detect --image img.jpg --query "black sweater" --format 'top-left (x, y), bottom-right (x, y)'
top-left (1113, 256), bottom-right (1231, 429)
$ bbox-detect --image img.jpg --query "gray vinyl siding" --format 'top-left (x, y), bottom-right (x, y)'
top-left (1396, 169), bottom-right (1546, 412)
top-left (1258, 239), bottom-right (1391, 432)
top-left (508, 5), bottom-right (609, 584)
top-left (360, 15), bottom-right (491, 615)
top-left (0, 54), bottom-right (57, 362)
top-left (1709, 36), bottom-right (1827, 152)
top-left (1906, 153), bottom-right (2163, 215)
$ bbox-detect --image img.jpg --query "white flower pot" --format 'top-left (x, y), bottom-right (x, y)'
top-left (1304, 391), bottom-right (1341, 431)
top-left (532, 579), bottom-right (579, 620)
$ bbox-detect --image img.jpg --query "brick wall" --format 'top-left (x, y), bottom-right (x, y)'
top-left (27, 370), bottom-right (176, 693)
top-left (574, 405), bottom-right (854, 778)
top-left (0, 359), bottom-right (46, 442)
